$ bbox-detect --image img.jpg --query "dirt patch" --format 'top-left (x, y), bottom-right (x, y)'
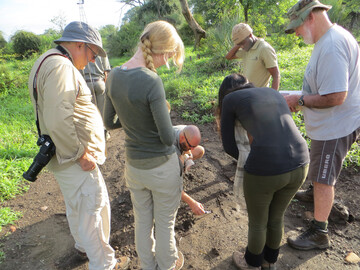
top-left (1, 112), bottom-right (360, 270)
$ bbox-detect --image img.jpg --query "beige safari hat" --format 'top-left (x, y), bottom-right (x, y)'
top-left (232, 23), bottom-right (253, 44)
top-left (285, 0), bottom-right (332, 34)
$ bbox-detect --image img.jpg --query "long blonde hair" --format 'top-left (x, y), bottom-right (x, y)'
top-left (139, 20), bottom-right (184, 73)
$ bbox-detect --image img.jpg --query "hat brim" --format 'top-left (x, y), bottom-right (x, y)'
top-left (285, 4), bottom-right (332, 34)
top-left (54, 37), bottom-right (106, 57)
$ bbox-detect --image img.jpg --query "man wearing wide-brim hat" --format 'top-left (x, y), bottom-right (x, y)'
top-left (28, 21), bottom-right (129, 270)
top-left (225, 23), bottom-right (280, 91)
top-left (283, 0), bottom-right (360, 252)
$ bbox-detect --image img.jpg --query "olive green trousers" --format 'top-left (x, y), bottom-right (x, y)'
top-left (244, 165), bottom-right (309, 256)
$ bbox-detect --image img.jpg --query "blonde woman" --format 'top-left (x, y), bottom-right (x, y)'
top-left (103, 21), bottom-right (185, 270)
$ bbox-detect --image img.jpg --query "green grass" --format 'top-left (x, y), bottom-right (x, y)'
top-left (0, 249), bottom-right (4, 264)
top-left (0, 57), bottom-right (36, 231)
top-left (0, 207), bottom-right (22, 231)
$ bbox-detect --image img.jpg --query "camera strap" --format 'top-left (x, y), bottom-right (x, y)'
top-left (33, 46), bottom-right (71, 137)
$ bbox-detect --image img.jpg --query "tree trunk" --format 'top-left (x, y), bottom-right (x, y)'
top-left (179, 0), bottom-right (206, 49)
top-left (239, 0), bottom-right (249, 22)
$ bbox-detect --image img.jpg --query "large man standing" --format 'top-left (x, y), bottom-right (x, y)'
top-left (28, 21), bottom-right (129, 269)
top-left (225, 23), bottom-right (280, 90)
top-left (284, 0), bottom-right (360, 250)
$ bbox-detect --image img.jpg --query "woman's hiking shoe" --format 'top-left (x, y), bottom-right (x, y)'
top-left (261, 260), bottom-right (276, 270)
top-left (232, 251), bottom-right (261, 269)
top-left (294, 184), bottom-right (313, 202)
top-left (287, 223), bottom-right (330, 250)
top-left (174, 251), bottom-right (184, 270)
top-left (113, 256), bottom-right (130, 270)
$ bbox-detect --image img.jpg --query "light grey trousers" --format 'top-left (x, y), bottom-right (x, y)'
top-left (125, 153), bottom-right (182, 270)
top-left (53, 163), bottom-right (117, 270)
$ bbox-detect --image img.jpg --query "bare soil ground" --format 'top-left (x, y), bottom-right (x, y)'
top-left (1, 111), bottom-right (360, 270)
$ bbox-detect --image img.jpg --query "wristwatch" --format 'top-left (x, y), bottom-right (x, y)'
top-left (298, 95), bottom-right (305, 106)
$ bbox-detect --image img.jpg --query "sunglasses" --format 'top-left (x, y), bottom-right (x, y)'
top-left (183, 132), bottom-right (195, 148)
top-left (85, 44), bottom-right (98, 60)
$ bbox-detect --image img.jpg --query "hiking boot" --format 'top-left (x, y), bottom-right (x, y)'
top-left (294, 184), bottom-right (313, 202)
top-left (287, 224), bottom-right (330, 250)
top-left (113, 256), bottom-right (130, 270)
top-left (261, 261), bottom-right (276, 270)
top-left (232, 251), bottom-right (261, 269)
top-left (76, 249), bottom-right (88, 260)
top-left (174, 251), bottom-right (184, 270)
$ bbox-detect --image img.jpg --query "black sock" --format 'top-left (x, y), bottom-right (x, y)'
top-left (263, 245), bottom-right (279, 264)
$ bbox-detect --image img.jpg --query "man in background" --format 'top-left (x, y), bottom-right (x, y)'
top-left (225, 23), bottom-right (280, 90)
top-left (83, 55), bottom-right (111, 139)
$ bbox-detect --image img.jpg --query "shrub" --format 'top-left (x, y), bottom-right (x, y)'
top-left (39, 32), bottom-right (61, 53)
top-left (11, 31), bottom-right (41, 58)
top-left (107, 22), bottom-right (143, 57)
top-left (0, 64), bottom-right (15, 96)
top-left (0, 32), bottom-right (6, 49)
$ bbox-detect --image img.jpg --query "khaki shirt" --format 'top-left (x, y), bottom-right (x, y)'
top-left (28, 47), bottom-right (105, 171)
top-left (83, 56), bottom-right (111, 81)
top-left (235, 38), bottom-right (278, 88)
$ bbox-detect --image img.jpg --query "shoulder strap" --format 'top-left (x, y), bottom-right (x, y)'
top-left (33, 47), bottom-right (70, 137)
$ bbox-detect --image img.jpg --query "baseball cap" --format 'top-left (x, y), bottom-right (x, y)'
top-left (54, 21), bottom-right (106, 57)
top-left (232, 23), bottom-right (253, 44)
top-left (285, 0), bottom-right (332, 34)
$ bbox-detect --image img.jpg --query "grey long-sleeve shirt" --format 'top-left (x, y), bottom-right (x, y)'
top-left (104, 66), bottom-right (175, 169)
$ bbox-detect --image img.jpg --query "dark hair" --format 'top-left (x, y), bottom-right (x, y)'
top-left (215, 74), bottom-right (254, 129)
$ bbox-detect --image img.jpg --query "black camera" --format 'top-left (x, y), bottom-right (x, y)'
top-left (23, 135), bottom-right (56, 182)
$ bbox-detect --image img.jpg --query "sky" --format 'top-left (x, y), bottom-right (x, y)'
top-left (0, 0), bottom-right (129, 41)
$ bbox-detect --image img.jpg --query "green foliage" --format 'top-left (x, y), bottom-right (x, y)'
top-left (178, 13), bottom-right (206, 46)
top-left (137, 0), bottom-right (182, 23)
top-left (0, 57), bottom-right (35, 229)
top-left (108, 0), bottom-right (187, 57)
top-left (205, 11), bottom-right (241, 67)
top-left (0, 32), bottom-right (7, 49)
top-left (107, 21), bottom-right (143, 57)
top-left (11, 31), bottom-right (41, 58)
top-left (190, 0), bottom-right (239, 27)
top-left (0, 249), bottom-right (4, 264)
top-left (38, 32), bottom-right (61, 53)
top-left (343, 142), bottom-right (360, 168)
top-left (267, 32), bottom-right (302, 51)
top-left (277, 46), bottom-right (313, 90)
top-left (99, 24), bottom-right (118, 51)
top-left (0, 54), bottom-right (36, 96)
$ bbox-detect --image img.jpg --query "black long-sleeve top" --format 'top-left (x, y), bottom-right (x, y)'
top-left (221, 88), bottom-right (309, 176)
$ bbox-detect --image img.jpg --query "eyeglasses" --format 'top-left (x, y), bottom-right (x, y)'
top-left (85, 44), bottom-right (98, 60)
top-left (183, 132), bottom-right (195, 148)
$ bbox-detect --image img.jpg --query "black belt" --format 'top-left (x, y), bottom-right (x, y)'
top-left (85, 78), bottom-right (103, 83)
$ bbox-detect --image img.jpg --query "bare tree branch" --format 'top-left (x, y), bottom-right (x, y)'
top-left (179, 0), bottom-right (206, 49)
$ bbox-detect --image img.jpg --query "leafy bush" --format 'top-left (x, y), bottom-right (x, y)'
top-left (107, 21), bottom-right (143, 57)
top-left (38, 32), bottom-right (61, 53)
top-left (0, 54), bottom-right (36, 96)
top-left (11, 31), bottom-right (41, 58)
top-left (267, 32), bottom-right (301, 51)
top-left (0, 32), bottom-right (6, 49)
top-left (0, 65), bottom-right (15, 96)
top-left (205, 12), bottom-right (240, 62)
